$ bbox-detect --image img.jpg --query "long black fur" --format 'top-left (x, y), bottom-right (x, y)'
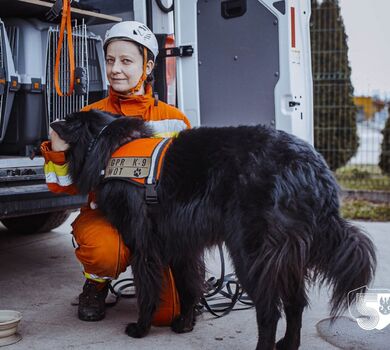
top-left (51, 109), bottom-right (376, 350)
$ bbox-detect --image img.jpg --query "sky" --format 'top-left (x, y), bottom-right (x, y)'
top-left (338, 0), bottom-right (390, 99)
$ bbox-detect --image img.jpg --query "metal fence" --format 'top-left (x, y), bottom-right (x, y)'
top-left (310, 0), bottom-right (390, 192)
top-left (337, 104), bottom-right (390, 192)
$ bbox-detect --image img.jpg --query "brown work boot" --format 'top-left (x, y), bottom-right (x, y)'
top-left (78, 279), bottom-right (109, 321)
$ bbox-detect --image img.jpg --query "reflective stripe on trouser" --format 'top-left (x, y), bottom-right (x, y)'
top-left (71, 207), bottom-right (180, 326)
top-left (83, 272), bottom-right (112, 283)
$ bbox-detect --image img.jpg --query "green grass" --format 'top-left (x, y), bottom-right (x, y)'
top-left (328, 165), bottom-right (390, 220)
top-left (336, 165), bottom-right (390, 191)
top-left (341, 199), bottom-right (390, 221)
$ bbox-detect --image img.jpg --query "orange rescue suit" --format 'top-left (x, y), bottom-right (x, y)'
top-left (41, 86), bottom-right (190, 326)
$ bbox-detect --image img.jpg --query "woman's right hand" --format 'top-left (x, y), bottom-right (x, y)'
top-left (50, 129), bottom-right (70, 152)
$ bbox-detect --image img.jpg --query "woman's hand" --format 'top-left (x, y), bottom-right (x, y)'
top-left (50, 129), bottom-right (70, 152)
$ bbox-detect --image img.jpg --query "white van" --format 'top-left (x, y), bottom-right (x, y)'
top-left (139, 0), bottom-right (313, 143)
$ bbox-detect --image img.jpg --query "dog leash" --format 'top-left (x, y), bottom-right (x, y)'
top-left (107, 244), bottom-right (255, 316)
top-left (53, 0), bottom-right (75, 96)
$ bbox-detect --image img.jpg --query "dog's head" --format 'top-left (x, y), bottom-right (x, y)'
top-left (51, 110), bottom-right (127, 147)
top-left (50, 109), bottom-right (152, 194)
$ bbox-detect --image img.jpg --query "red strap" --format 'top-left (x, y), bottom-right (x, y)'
top-left (54, 0), bottom-right (75, 96)
top-left (128, 47), bottom-right (148, 94)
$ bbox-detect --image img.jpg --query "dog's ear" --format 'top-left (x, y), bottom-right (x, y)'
top-left (50, 113), bottom-right (84, 144)
top-left (50, 120), bottom-right (67, 140)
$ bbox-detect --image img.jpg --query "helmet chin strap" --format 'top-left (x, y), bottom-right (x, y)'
top-left (128, 47), bottom-right (148, 95)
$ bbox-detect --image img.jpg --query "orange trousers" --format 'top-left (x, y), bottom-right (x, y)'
top-left (71, 206), bottom-right (180, 326)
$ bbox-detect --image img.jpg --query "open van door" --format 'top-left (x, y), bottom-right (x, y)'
top-left (174, 0), bottom-right (313, 144)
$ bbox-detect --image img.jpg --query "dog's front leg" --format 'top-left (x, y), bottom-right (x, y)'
top-left (170, 255), bottom-right (205, 333)
top-left (125, 253), bottom-right (163, 338)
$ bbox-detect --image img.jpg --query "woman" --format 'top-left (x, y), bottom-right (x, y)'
top-left (41, 21), bottom-right (190, 325)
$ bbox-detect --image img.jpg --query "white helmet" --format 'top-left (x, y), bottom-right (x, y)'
top-left (104, 21), bottom-right (159, 60)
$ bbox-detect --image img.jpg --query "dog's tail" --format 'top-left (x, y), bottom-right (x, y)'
top-left (314, 216), bottom-right (376, 316)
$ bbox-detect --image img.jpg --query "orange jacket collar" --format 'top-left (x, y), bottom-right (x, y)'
top-left (108, 84), bottom-right (155, 116)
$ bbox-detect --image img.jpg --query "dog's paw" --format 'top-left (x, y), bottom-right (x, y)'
top-left (125, 322), bottom-right (149, 338)
top-left (171, 315), bottom-right (194, 333)
top-left (275, 337), bottom-right (298, 350)
top-left (275, 338), bottom-right (285, 350)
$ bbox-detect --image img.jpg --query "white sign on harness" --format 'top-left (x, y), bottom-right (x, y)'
top-left (105, 157), bottom-right (151, 178)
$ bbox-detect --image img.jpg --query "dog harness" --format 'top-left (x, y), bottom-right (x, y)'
top-left (103, 138), bottom-right (172, 204)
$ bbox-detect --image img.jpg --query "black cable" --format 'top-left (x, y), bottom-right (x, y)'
top-left (198, 244), bottom-right (254, 317)
top-left (203, 244), bottom-right (225, 298)
top-left (155, 0), bottom-right (174, 13)
top-left (109, 278), bottom-right (136, 298)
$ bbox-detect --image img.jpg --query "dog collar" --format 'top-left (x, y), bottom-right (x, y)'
top-left (86, 123), bottom-right (112, 156)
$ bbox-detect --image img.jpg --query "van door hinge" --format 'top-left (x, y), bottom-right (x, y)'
top-left (289, 101), bottom-right (301, 107)
top-left (159, 45), bottom-right (194, 58)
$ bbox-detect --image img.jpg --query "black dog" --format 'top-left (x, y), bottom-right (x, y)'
top-left (51, 110), bottom-right (376, 350)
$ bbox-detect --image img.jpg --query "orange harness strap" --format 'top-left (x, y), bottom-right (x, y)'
top-left (54, 0), bottom-right (75, 96)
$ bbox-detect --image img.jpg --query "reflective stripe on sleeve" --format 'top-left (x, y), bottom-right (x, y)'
top-left (44, 161), bottom-right (73, 186)
top-left (45, 172), bottom-right (74, 186)
top-left (147, 119), bottom-right (188, 137)
top-left (153, 131), bottom-right (180, 138)
top-left (44, 161), bottom-right (70, 176)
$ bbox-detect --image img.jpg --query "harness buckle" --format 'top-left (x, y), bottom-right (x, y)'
top-left (145, 184), bottom-right (158, 205)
